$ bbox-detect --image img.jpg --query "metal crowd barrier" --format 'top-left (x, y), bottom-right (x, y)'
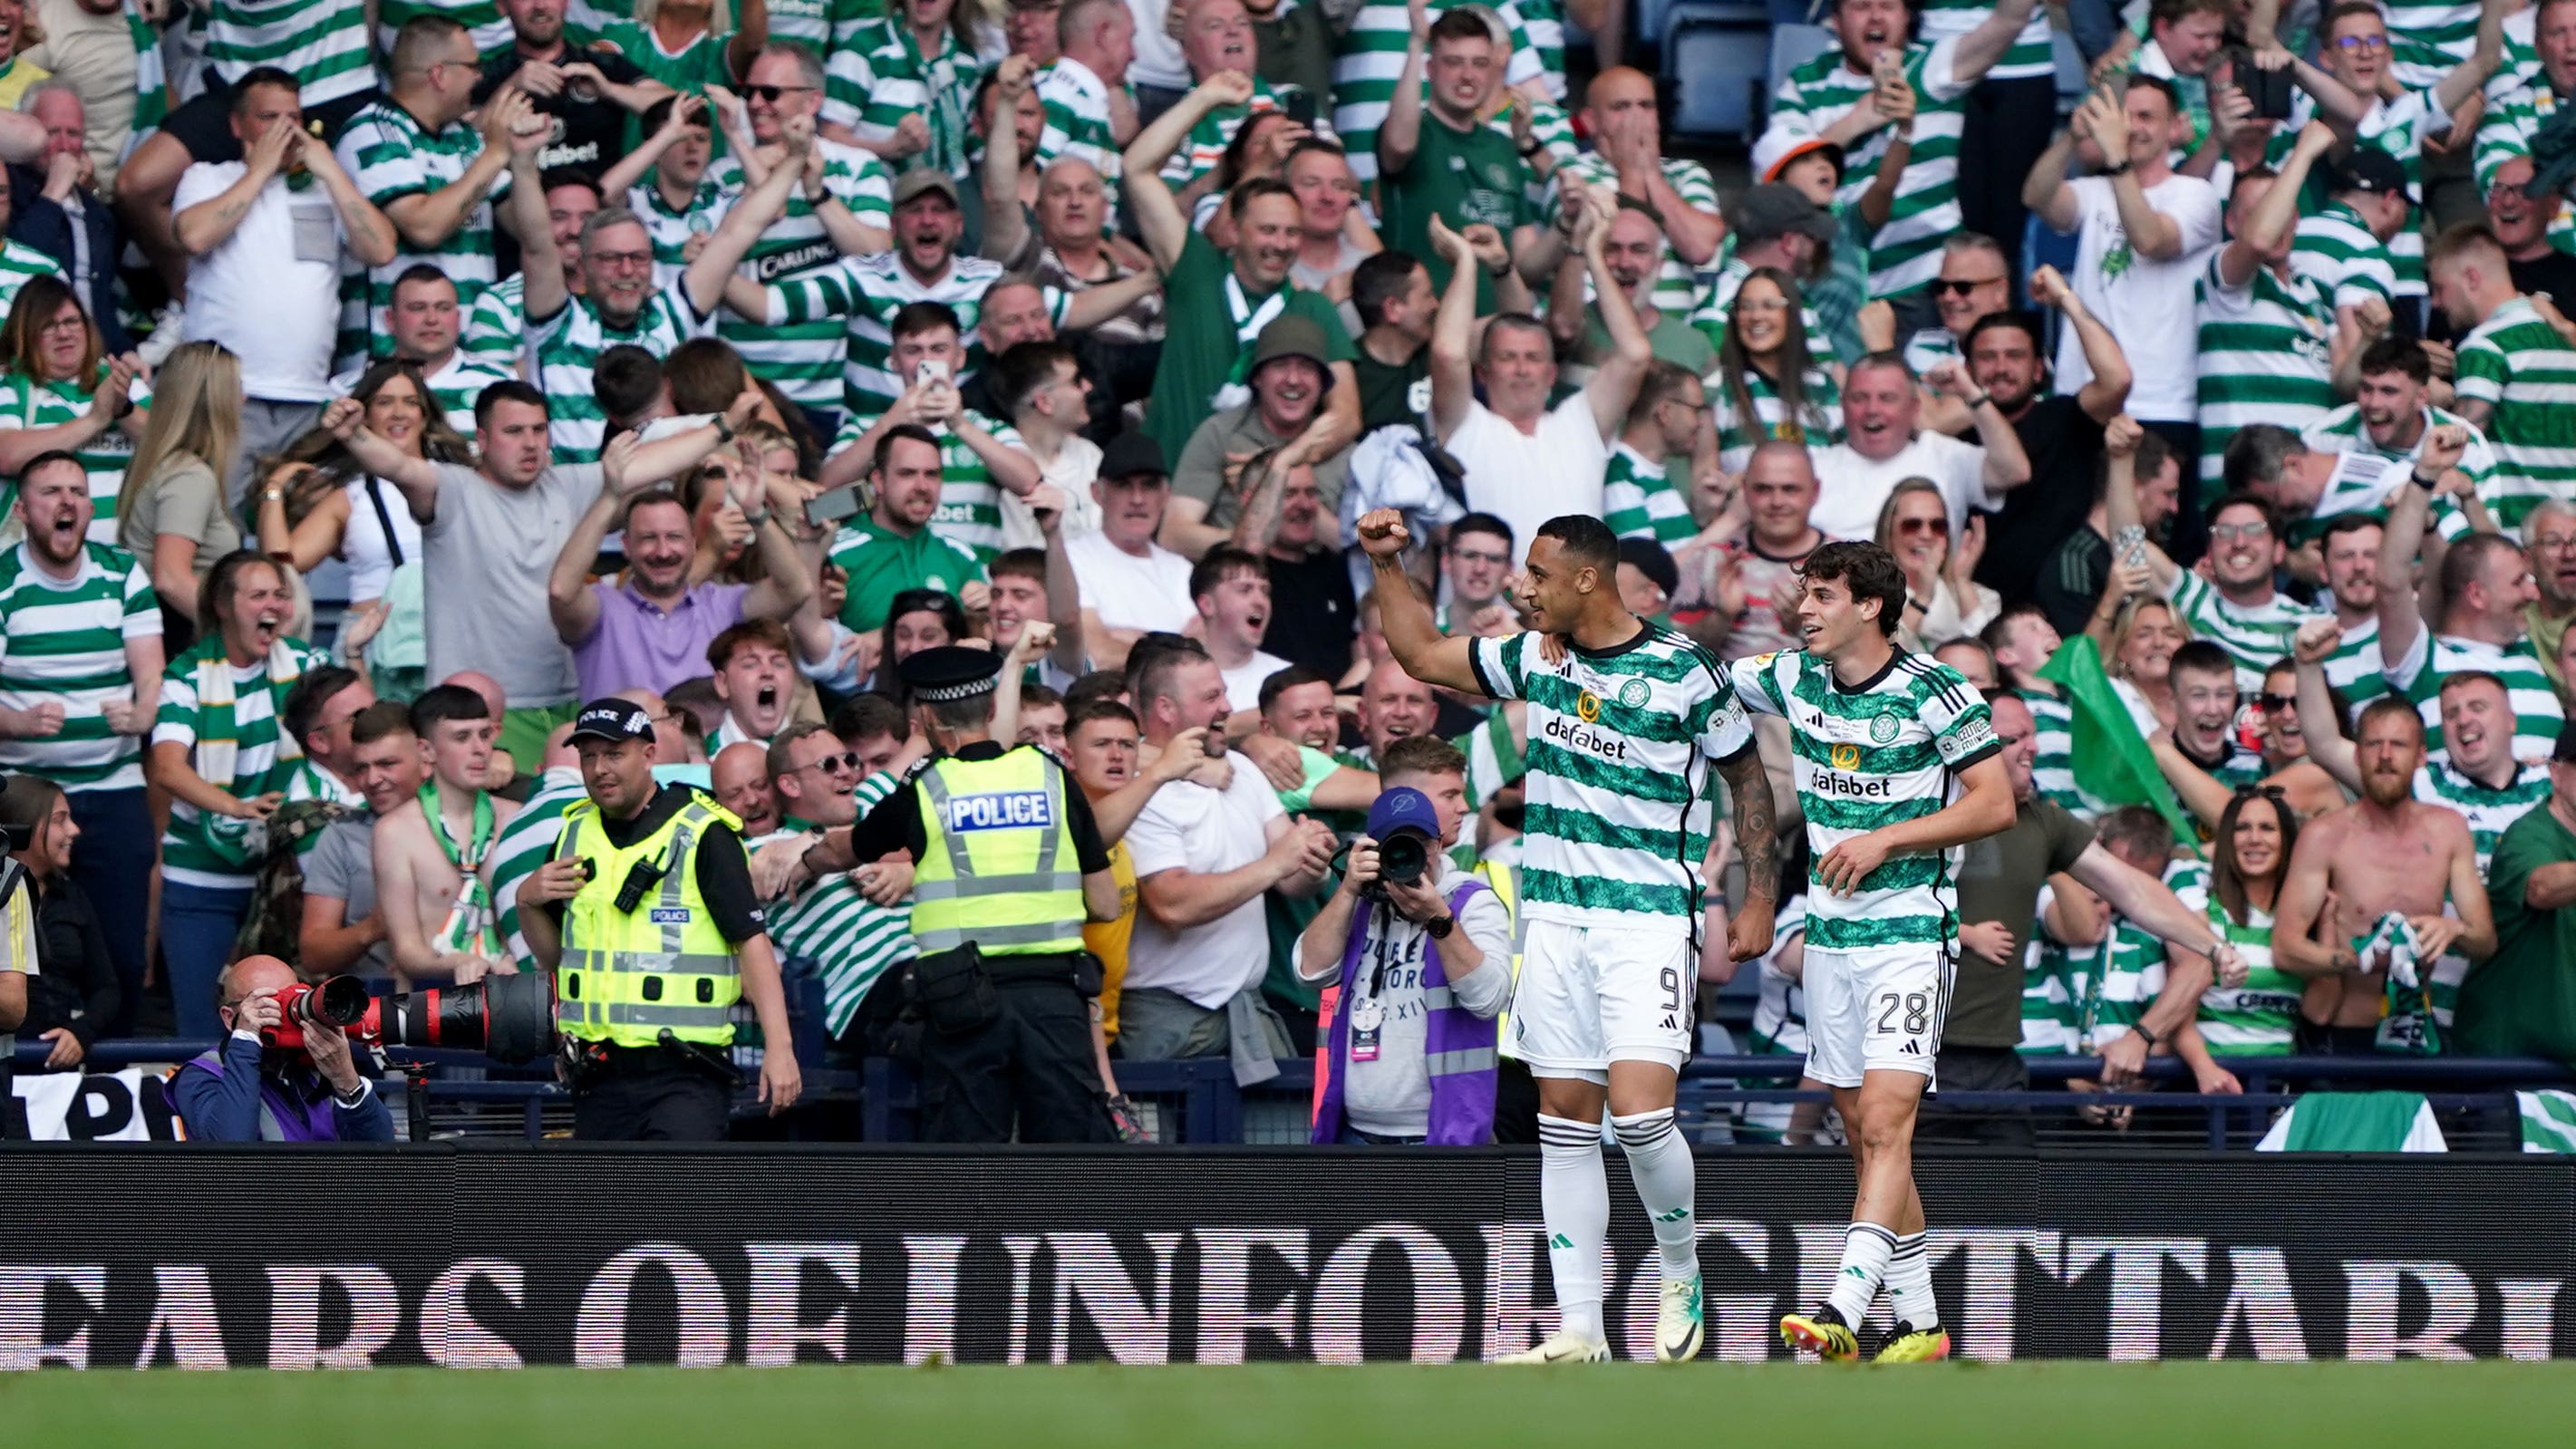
top-left (19, 1040), bottom-right (2575, 1146)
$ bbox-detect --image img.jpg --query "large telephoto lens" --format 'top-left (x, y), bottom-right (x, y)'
top-left (369, 972), bottom-right (555, 1065)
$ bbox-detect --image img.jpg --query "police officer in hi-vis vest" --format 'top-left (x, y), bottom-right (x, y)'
top-left (800, 646), bottom-right (1122, 1142)
top-left (517, 700), bottom-right (802, 1140)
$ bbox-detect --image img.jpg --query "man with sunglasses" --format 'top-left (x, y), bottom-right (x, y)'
top-left (707, 43), bottom-right (893, 435)
top-left (757, 719), bottom-right (924, 1060)
top-left (1901, 233), bottom-right (2013, 378)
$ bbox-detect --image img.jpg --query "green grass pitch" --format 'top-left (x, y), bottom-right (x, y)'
top-left (5, 1361), bottom-right (2574, 1447)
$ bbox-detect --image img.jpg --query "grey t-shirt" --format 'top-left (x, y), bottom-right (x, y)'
top-left (303, 814), bottom-right (390, 980)
top-left (420, 461), bottom-right (603, 708)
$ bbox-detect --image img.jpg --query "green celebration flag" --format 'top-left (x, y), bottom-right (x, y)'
top-left (2032, 635), bottom-right (2199, 847)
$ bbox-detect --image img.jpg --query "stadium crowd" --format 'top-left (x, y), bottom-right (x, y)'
top-left (0, 0), bottom-right (2573, 1145)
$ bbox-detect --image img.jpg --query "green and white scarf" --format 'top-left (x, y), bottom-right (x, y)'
top-left (193, 640), bottom-right (308, 866)
top-left (1209, 271), bottom-right (1289, 412)
top-left (421, 778), bottom-right (502, 959)
top-left (2357, 911), bottom-right (2440, 1056)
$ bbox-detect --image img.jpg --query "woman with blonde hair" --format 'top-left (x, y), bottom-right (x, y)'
top-left (2099, 583), bottom-right (2188, 735)
top-left (1873, 478), bottom-right (1996, 648)
top-left (117, 340), bottom-right (241, 649)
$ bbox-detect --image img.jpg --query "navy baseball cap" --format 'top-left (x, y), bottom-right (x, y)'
top-left (1366, 785), bottom-right (1438, 840)
top-left (567, 698), bottom-right (654, 745)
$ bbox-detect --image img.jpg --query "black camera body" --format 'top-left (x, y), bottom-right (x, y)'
top-left (1363, 825), bottom-right (1434, 901)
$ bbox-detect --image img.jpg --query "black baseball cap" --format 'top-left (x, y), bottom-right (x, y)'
top-left (567, 698), bottom-right (654, 746)
top-left (1099, 431), bottom-right (1168, 481)
top-left (1728, 183), bottom-right (1837, 245)
top-left (2331, 149), bottom-right (2410, 200)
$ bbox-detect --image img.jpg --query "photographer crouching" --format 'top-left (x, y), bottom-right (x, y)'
top-left (1300, 738), bottom-right (1514, 1145)
top-left (171, 956), bottom-right (394, 1142)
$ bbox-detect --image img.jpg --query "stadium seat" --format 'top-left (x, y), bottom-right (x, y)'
top-left (1667, 4), bottom-right (1787, 142)
top-left (2022, 210), bottom-right (2081, 348)
top-left (2053, 28), bottom-right (2087, 115)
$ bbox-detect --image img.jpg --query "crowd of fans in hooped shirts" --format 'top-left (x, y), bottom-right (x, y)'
top-left (2, 0), bottom-right (2576, 1148)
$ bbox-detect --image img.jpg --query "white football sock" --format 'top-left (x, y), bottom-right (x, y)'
top-left (1884, 1232), bottom-right (1941, 1330)
top-left (1825, 1221), bottom-right (1898, 1326)
top-left (1536, 1112), bottom-right (1610, 1342)
top-left (1610, 1108), bottom-right (1699, 1282)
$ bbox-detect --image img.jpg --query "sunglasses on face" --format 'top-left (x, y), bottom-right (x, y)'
top-left (2333, 34), bottom-right (2388, 51)
top-left (2257, 693), bottom-right (2295, 711)
top-left (1933, 275), bottom-right (2008, 296)
top-left (1896, 516), bottom-right (1950, 536)
top-left (2209, 520), bottom-right (2272, 543)
top-left (743, 84), bottom-right (820, 102)
top-left (795, 750), bottom-right (861, 775)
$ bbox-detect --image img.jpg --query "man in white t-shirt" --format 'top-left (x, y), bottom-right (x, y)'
top-left (1809, 352), bottom-right (2031, 540)
top-left (2026, 74), bottom-right (2221, 442)
top-left (1430, 205), bottom-right (1650, 563)
top-left (1066, 431), bottom-right (1197, 671)
top-left (1193, 545), bottom-right (1289, 710)
top-left (172, 72), bottom-right (399, 501)
top-left (1119, 647), bottom-right (1336, 1073)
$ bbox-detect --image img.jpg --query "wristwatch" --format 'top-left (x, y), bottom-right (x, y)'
top-left (2105, 159), bottom-right (2135, 177)
top-left (713, 414), bottom-right (737, 442)
top-left (741, 506), bottom-right (772, 527)
top-left (1425, 913), bottom-right (1456, 941)
top-left (2135, 1024), bottom-right (2160, 1049)
top-left (2412, 468), bottom-right (2441, 490)
top-left (1964, 390), bottom-right (1993, 411)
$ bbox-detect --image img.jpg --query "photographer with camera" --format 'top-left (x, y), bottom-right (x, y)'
top-left (170, 955), bottom-right (395, 1143)
top-left (1299, 735), bottom-right (1512, 1145)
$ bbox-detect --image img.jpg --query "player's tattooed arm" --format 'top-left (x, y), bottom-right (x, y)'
top-left (1718, 747), bottom-right (1778, 961)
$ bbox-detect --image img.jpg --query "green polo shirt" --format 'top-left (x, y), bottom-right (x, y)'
top-left (827, 516), bottom-right (984, 633)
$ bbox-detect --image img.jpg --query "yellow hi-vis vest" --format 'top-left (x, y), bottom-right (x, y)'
top-left (1474, 857), bottom-right (1527, 1062)
top-left (912, 748), bottom-right (1087, 957)
top-left (554, 789), bottom-right (744, 1048)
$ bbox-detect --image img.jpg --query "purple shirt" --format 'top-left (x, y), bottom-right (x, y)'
top-left (572, 578), bottom-right (752, 699)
